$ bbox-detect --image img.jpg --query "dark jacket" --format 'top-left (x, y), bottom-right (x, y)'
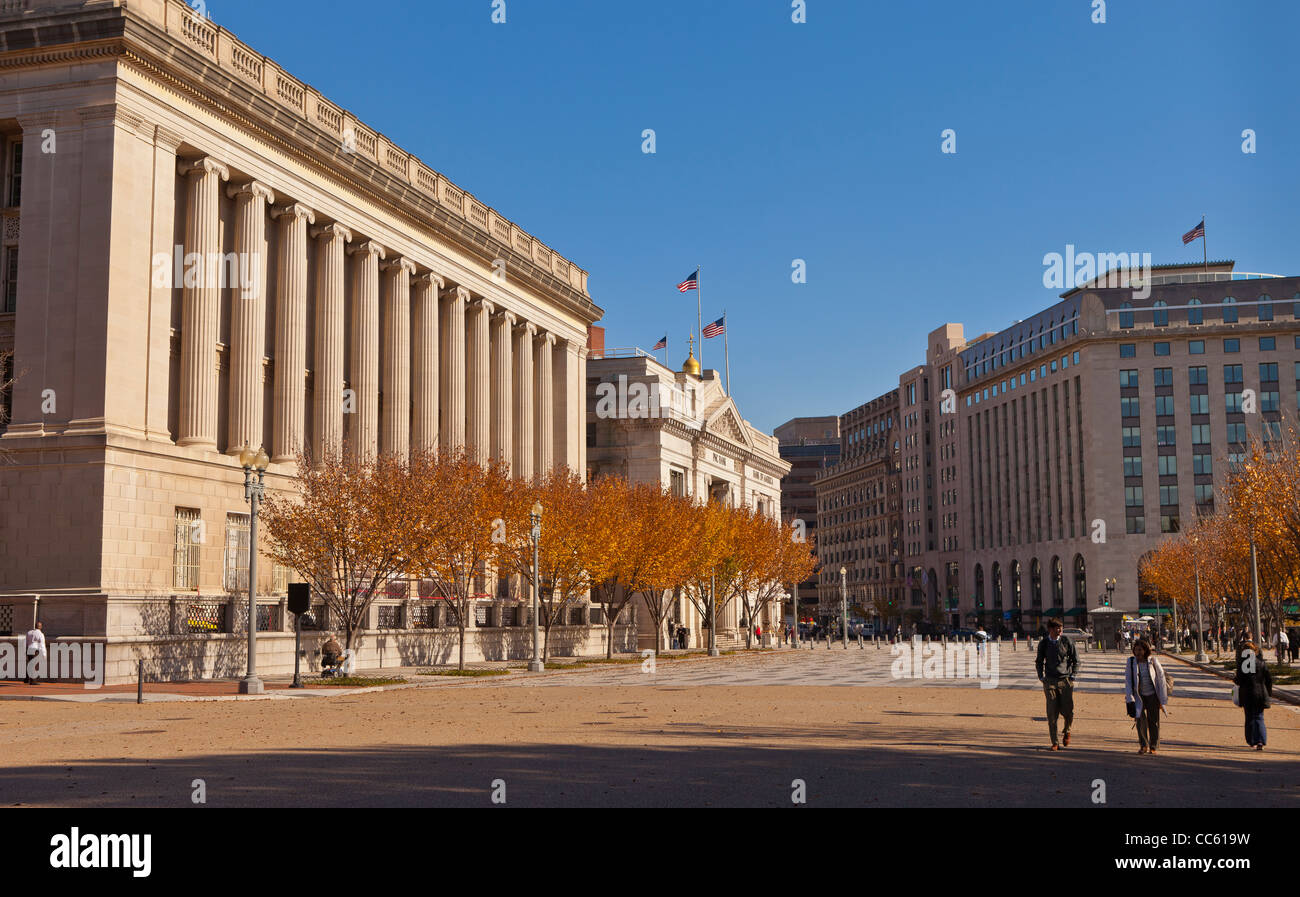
top-left (1233, 651), bottom-right (1274, 711)
top-left (1036, 635), bottom-right (1079, 682)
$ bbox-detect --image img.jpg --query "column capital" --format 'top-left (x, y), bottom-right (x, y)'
top-left (496, 309), bottom-right (518, 328)
top-left (472, 298), bottom-right (495, 315)
top-left (311, 221), bottom-right (353, 243)
top-left (536, 330), bottom-right (557, 347)
top-left (272, 202), bottom-right (316, 224)
top-left (178, 156), bottom-right (230, 181)
top-left (413, 271), bottom-right (445, 291)
top-left (440, 285), bottom-right (472, 304)
top-left (348, 239), bottom-right (386, 260)
top-left (226, 181), bottom-right (276, 204)
top-left (514, 320), bottom-right (538, 338)
top-left (381, 257), bottom-right (418, 276)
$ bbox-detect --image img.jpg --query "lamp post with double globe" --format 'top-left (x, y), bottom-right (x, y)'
top-left (238, 445), bottom-right (270, 695)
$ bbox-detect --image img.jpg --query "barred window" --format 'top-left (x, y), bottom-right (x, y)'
top-left (6, 138), bottom-right (21, 208)
top-left (223, 512), bottom-right (250, 592)
top-left (173, 508), bottom-right (201, 589)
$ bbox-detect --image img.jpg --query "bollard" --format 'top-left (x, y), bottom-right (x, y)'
top-left (136, 659), bottom-right (143, 704)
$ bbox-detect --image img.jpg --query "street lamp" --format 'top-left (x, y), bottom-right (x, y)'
top-left (238, 444), bottom-right (270, 695)
top-left (529, 501), bottom-right (544, 672)
top-left (839, 566), bottom-right (848, 650)
top-left (791, 583), bottom-right (799, 649)
top-left (1104, 578), bottom-right (1116, 607)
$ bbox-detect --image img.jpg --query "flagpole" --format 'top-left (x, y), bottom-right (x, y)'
top-left (696, 264), bottom-right (703, 369)
top-left (723, 309), bottom-right (730, 396)
top-left (1202, 215), bottom-right (1208, 274)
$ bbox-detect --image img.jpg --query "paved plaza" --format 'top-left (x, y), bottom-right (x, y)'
top-left (1, 645), bottom-right (1296, 808)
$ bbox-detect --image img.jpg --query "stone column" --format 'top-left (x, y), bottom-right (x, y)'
top-left (439, 286), bottom-right (468, 451)
top-left (347, 240), bottom-right (385, 460)
top-left (577, 345), bottom-right (589, 481)
top-left (513, 322), bottom-right (536, 480)
top-left (225, 180), bottom-right (275, 456)
top-left (467, 298), bottom-right (494, 464)
top-left (534, 331), bottom-right (555, 474)
top-left (310, 223), bottom-right (351, 459)
top-left (491, 309), bottom-right (515, 468)
top-left (270, 202), bottom-right (314, 462)
top-left (411, 272), bottom-right (443, 453)
top-left (176, 157), bottom-right (229, 448)
top-left (381, 257), bottom-right (415, 459)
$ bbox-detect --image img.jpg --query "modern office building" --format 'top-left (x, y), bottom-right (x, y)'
top-left (815, 261), bottom-right (1300, 632)
top-left (774, 416), bottom-right (839, 620)
top-left (0, 0), bottom-right (609, 679)
top-left (811, 394), bottom-right (903, 627)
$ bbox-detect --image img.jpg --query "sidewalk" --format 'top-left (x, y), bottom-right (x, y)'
top-left (1160, 649), bottom-right (1300, 707)
top-left (0, 649), bottom-right (723, 703)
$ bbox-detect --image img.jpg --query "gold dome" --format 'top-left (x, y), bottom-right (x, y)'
top-left (682, 334), bottom-right (701, 376)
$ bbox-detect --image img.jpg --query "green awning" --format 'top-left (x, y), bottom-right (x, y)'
top-left (1138, 607), bottom-right (1173, 616)
top-left (1065, 608), bottom-right (1087, 616)
top-left (1045, 608), bottom-right (1064, 617)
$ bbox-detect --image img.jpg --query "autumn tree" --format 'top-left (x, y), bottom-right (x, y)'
top-left (406, 448), bottom-right (512, 670)
top-left (680, 500), bottom-right (739, 653)
top-left (583, 476), bottom-right (646, 658)
top-left (261, 453), bottom-right (417, 651)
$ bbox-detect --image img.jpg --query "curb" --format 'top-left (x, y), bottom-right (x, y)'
top-left (1161, 651), bottom-right (1300, 707)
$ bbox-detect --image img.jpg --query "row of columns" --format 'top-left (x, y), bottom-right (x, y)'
top-left (174, 155), bottom-right (583, 473)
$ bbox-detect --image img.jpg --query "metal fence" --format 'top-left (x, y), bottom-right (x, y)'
top-left (185, 602), bottom-right (226, 634)
top-left (256, 604), bottom-right (281, 632)
top-left (0, 604), bottom-right (11, 636)
top-left (377, 605), bottom-right (402, 630)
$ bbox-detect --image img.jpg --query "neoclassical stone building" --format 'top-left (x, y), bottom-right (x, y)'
top-left (586, 340), bottom-right (790, 648)
top-left (0, 0), bottom-right (614, 679)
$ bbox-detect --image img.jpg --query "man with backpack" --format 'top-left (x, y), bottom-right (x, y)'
top-left (1035, 619), bottom-right (1079, 751)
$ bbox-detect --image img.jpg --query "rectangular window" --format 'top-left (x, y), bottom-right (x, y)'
top-left (1193, 453), bottom-right (1212, 475)
top-left (1156, 425), bottom-right (1176, 446)
top-left (1153, 368), bottom-right (1173, 387)
top-left (1227, 422), bottom-right (1247, 444)
top-left (1123, 456), bottom-right (1143, 477)
top-left (1260, 362), bottom-right (1279, 382)
top-left (1122, 426), bottom-right (1142, 448)
top-left (1, 246), bottom-right (16, 314)
top-left (669, 469), bottom-right (685, 497)
top-left (1225, 392), bottom-right (1243, 413)
top-left (173, 508), bottom-right (201, 590)
top-left (1224, 338), bottom-right (1240, 353)
top-left (1188, 366), bottom-right (1207, 385)
top-left (1120, 343), bottom-right (1136, 358)
top-left (1159, 484), bottom-right (1179, 506)
top-left (1264, 420), bottom-right (1282, 442)
top-left (1160, 515), bottom-right (1180, 533)
top-left (1194, 483), bottom-right (1214, 506)
top-left (1155, 396), bottom-right (1175, 416)
top-left (1261, 391), bottom-right (1280, 413)
top-left (224, 512), bottom-right (251, 592)
top-left (1188, 394), bottom-right (1208, 414)
top-left (1260, 336), bottom-right (1276, 352)
top-left (1224, 364), bottom-right (1243, 384)
top-left (1189, 340), bottom-right (1205, 355)
top-left (1191, 424), bottom-right (1210, 445)
top-left (1120, 397), bottom-right (1141, 417)
top-left (1125, 486), bottom-right (1144, 508)
top-left (1120, 369), bottom-right (1139, 388)
top-left (1126, 516), bottom-right (1145, 534)
top-left (1158, 455), bottom-right (1177, 477)
top-left (5, 138), bottom-right (21, 208)
top-left (1072, 351), bottom-right (1079, 365)
top-left (1154, 342), bottom-right (1170, 356)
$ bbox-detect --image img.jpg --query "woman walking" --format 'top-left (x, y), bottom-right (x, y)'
top-left (1234, 641), bottom-right (1274, 751)
top-left (1124, 638), bottom-right (1168, 754)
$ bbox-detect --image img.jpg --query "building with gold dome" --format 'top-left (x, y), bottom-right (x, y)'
top-left (585, 331), bottom-right (789, 649)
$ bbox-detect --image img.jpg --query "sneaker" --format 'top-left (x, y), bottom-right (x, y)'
top-left (1062, 732), bottom-right (1071, 747)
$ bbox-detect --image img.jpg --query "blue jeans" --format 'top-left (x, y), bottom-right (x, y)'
top-left (1244, 707), bottom-right (1267, 746)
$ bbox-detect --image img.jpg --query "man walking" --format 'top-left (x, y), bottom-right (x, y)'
top-left (1036, 618), bottom-right (1079, 750)
top-left (24, 621), bottom-right (46, 685)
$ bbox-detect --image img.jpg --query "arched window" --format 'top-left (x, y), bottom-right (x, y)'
top-left (1187, 297), bottom-right (1203, 326)
top-left (1119, 302), bottom-right (1134, 329)
top-left (1222, 296), bottom-right (1238, 323)
top-left (1051, 556), bottom-right (1064, 607)
top-left (1010, 560), bottom-right (1022, 608)
top-left (1152, 299), bottom-right (1168, 327)
top-left (1258, 294), bottom-right (1273, 322)
top-left (992, 562), bottom-right (1003, 609)
top-left (1030, 559), bottom-right (1042, 607)
top-left (1073, 554), bottom-right (1086, 607)
top-left (974, 564), bottom-right (985, 609)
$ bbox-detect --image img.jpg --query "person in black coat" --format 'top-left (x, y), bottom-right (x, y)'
top-left (1233, 641), bottom-right (1274, 751)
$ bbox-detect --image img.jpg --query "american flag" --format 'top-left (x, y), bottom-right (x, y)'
top-left (652, 334), bottom-right (667, 351)
top-left (1182, 219), bottom-right (1205, 245)
top-left (702, 315), bottom-right (725, 339)
top-left (676, 269), bottom-right (699, 292)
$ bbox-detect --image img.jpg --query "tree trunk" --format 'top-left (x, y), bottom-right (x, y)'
top-left (458, 619), bottom-right (466, 671)
top-left (606, 619), bottom-right (615, 659)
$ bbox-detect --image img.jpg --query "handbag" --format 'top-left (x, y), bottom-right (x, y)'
top-left (1231, 685), bottom-right (1240, 707)
top-left (1126, 657), bottom-right (1138, 717)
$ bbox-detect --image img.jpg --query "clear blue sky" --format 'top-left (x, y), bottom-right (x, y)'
top-left (212, 0), bottom-right (1300, 432)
